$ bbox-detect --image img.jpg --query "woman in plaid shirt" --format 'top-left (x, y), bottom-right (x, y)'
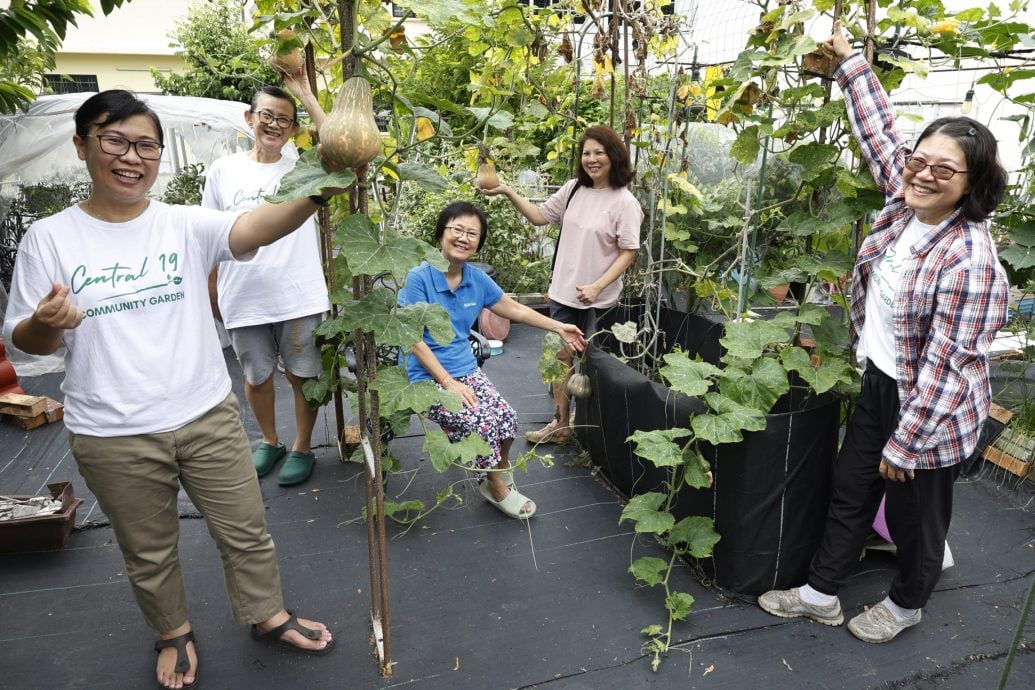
top-left (758, 22), bottom-right (1009, 643)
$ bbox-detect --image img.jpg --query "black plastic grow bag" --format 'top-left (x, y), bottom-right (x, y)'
top-left (576, 306), bottom-right (841, 595)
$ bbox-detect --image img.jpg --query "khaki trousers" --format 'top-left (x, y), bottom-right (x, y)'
top-left (70, 393), bottom-right (283, 631)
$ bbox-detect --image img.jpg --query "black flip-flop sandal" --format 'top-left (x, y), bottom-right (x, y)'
top-left (153, 630), bottom-right (199, 689)
top-left (251, 611), bottom-right (335, 656)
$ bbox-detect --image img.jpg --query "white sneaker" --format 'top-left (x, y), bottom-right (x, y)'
top-left (758, 587), bottom-right (844, 626)
top-left (847, 601), bottom-right (921, 643)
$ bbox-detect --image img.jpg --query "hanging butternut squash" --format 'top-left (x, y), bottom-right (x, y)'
top-left (319, 76), bottom-right (382, 169)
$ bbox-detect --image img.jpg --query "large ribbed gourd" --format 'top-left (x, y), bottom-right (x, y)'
top-left (319, 76), bottom-right (381, 169)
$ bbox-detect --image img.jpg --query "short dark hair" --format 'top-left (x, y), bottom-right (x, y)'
top-left (915, 116), bottom-right (1006, 222)
top-left (75, 90), bottom-right (163, 144)
top-left (575, 125), bottom-right (635, 189)
top-left (251, 86), bottom-right (298, 122)
top-left (435, 201), bottom-right (488, 251)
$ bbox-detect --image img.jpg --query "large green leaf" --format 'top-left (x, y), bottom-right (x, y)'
top-left (781, 346), bottom-right (855, 395)
top-left (627, 428), bottom-right (692, 468)
top-left (667, 516), bottom-right (721, 558)
top-left (796, 251), bottom-right (855, 281)
top-left (619, 492), bottom-right (675, 535)
top-left (397, 302), bottom-right (456, 347)
top-left (807, 308), bottom-right (852, 353)
top-left (659, 354), bottom-right (721, 398)
top-left (666, 591), bottom-right (696, 621)
top-left (466, 107), bottom-right (514, 130)
top-left (538, 332), bottom-right (569, 383)
top-left (787, 142), bottom-right (839, 182)
top-left (692, 392), bottom-right (767, 444)
top-left (720, 320), bottom-right (791, 361)
top-left (1000, 243), bottom-right (1035, 270)
top-left (382, 160), bottom-right (450, 193)
top-left (422, 430), bottom-right (453, 472)
top-left (265, 147), bottom-right (356, 202)
top-left (334, 214), bottom-right (430, 280)
top-left (682, 448), bottom-right (712, 490)
top-left (629, 556), bottom-right (668, 587)
top-left (368, 365), bottom-right (461, 416)
top-left (339, 288), bottom-right (453, 348)
top-left (1004, 221), bottom-right (1035, 248)
top-left (718, 357), bottom-right (788, 411)
top-left (394, 0), bottom-right (481, 26)
top-left (730, 125), bottom-right (760, 166)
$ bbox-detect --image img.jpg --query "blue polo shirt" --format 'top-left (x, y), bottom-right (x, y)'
top-left (398, 261), bottom-right (504, 382)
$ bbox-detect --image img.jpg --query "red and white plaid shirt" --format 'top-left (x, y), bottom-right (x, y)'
top-left (837, 54), bottom-right (1009, 471)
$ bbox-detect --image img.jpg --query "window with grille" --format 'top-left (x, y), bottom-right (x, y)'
top-left (44, 74), bottom-right (99, 94)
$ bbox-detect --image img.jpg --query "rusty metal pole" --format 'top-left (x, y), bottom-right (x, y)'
top-left (336, 0), bottom-right (392, 676)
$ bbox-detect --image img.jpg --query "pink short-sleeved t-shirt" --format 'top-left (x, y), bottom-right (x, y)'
top-left (539, 179), bottom-right (642, 309)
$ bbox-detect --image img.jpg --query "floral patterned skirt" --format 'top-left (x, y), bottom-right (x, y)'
top-left (428, 369), bottom-right (518, 470)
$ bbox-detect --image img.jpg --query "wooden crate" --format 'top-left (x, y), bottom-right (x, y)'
top-left (983, 425), bottom-right (1034, 478)
top-left (0, 482), bottom-right (83, 553)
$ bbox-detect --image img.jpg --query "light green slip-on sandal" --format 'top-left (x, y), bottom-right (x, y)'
top-left (277, 450), bottom-right (316, 486)
top-left (254, 442), bottom-right (287, 477)
top-left (479, 481), bottom-right (536, 519)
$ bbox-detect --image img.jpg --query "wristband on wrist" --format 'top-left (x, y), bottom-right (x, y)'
top-left (308, 194), bottom-right (330, 207)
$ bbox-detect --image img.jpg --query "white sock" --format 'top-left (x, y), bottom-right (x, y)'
top-left (799, 584), bottom-right (837, 606)
top-left (882, 596), bottom-right (919, 621)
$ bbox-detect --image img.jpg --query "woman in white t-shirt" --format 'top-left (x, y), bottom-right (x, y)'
top-left (479, 125), bottom-right (642, 444)
top-left (2, 90), bottom-right (341, 689)
top-left (757, 23), bottom-right (1009, 645)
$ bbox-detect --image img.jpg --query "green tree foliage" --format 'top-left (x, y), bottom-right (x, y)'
top-left (0, 0), bottom-right (133, 113)
top-left (151, 0), bottom-right (278, 103)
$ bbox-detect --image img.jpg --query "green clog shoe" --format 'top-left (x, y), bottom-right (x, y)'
top-left (253, 442), bottom-right (287, 477)
top-left (277, 450), bottom-right (316, 486)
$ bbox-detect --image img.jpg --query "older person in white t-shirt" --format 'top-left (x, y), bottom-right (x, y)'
top-left (204, 75), bottom-right (331, 488)
top-left (479, 125), bottom-right (642, 444)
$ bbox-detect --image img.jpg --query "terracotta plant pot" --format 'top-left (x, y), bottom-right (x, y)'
top-left (478, 308), bottom-right (511, 341)
top-left (767, 285), bottom-right (790, 303)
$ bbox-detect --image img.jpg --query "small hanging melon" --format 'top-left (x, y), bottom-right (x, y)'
top-left (567, 372), bottom-right (592, 399)
top-left (319, 76), bottom-right (382, 169)
top-left (268, 28), bottom-right (305, 75)
top-left (476, 142), bottom-right (499, 189)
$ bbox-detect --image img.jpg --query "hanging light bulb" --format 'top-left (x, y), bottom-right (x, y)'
top-left (961, 84), bottom-right (975, 114)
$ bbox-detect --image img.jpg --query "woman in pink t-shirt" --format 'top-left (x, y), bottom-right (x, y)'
top-left (479, 125), bottom-right (643, 444)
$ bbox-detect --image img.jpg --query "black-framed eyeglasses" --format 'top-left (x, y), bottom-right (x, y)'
top-left (83, 134), bottom-right (164, 160)
top-left (252, 109), bottom-right (296, 128)
top-left (445, 226), bottom-right (481, 242)
top-left (904, 155), bottom-right (967, 180)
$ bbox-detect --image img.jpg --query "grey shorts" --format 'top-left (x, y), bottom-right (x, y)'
top-left (228, 313), bottom-right (324, 385)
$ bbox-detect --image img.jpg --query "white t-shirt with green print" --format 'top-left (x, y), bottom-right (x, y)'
top-left (3, 201), bottom-right (246, 435)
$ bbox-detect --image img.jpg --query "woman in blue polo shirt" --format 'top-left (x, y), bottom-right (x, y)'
top-left (399, 201), bottom-right (587, 519)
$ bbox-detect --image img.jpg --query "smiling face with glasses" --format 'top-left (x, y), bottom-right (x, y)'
top-left (246, 93), bottom-right (299, 162)
top-left (438, 214), bottom-right (485, 267)
top-left (75, 113), bottom-right (165, 215)
top-left (903, 133), bottom-right (971, 225)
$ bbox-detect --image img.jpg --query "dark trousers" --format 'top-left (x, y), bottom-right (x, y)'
top-left (808, 362), bottom-right (959, 609)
